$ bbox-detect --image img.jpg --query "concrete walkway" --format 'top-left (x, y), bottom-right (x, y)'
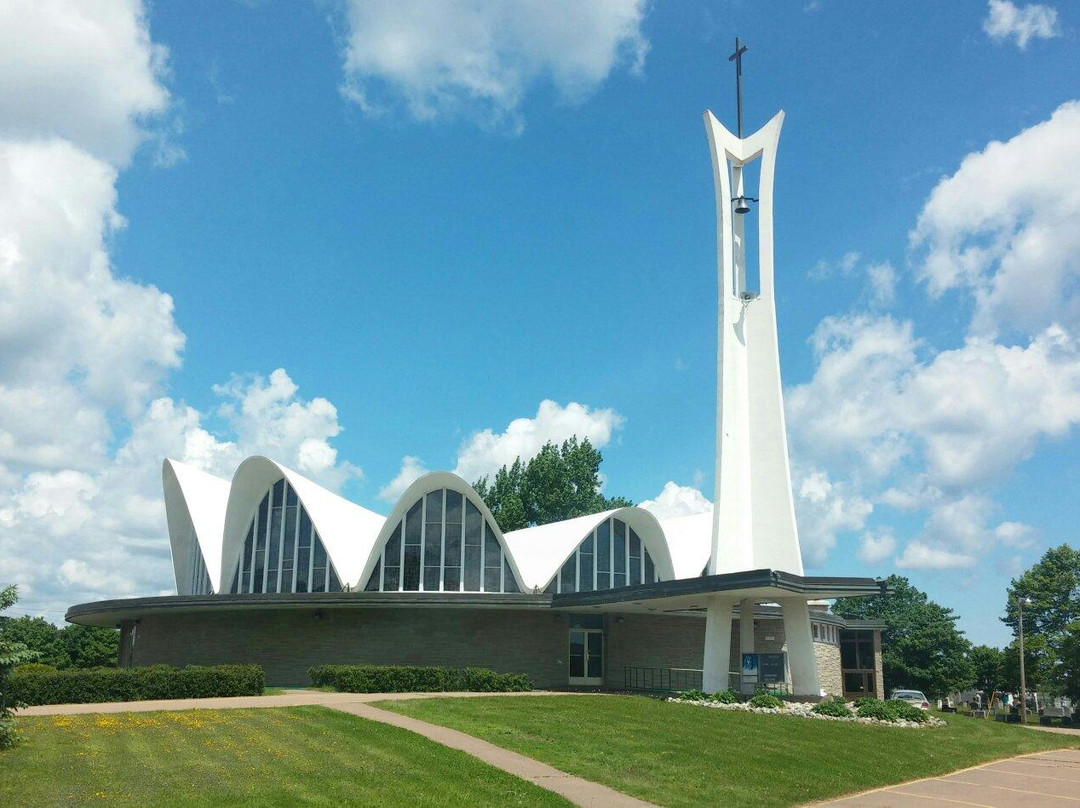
top-left (17, 687), bottom-right (584, 716)
top-left (19, 690), bottom-right (653, 808)
top-left (816, 748), bottom-right (1080, 806)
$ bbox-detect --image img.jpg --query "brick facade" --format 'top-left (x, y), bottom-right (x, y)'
top-left (122, 608), bottom-right (569, 688)
top-left (116, 604), bottom-right (873, 693)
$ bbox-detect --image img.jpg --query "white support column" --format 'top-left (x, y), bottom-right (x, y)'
top-left (739, 598), bottom-right (756, 694)
top-left (702, 596), bottom-right (734, 693)
top-left (780, 597), bottom-right (820, 697)
top-left (739, 598), bottom-right (756, 653)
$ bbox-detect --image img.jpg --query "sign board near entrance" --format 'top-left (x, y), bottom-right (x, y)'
top-left (760, 653), bottom-right (785, 684)
top-left (741, 654), bottom-right (759, 679)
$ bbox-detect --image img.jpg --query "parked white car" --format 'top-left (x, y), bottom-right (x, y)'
top-left (890, 689), bottom-right (931, 710)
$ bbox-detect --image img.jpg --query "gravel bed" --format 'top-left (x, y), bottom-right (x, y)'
top-left (666, 697), bottom-right (947, 728)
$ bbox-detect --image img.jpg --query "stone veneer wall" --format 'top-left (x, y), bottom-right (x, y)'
top-left (874, 630), bottom-right (885, 699)
top-left (814, 641), bottom-right (843, 697)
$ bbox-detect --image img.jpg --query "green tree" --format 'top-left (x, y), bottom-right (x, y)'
top-left (1, 585), bottom-right (40, 748)
top-left (0, 615), bottom-right (67, 668)
top-left (832, 575), bottom-right (974, 699)
top-left (1061, 622), bottom-right (1080, 701)
top-left (999, 633), bottom-right (1054, 694)
top-left (967, 644), bottom-right (1004, 693)
top-left (473, 437), bottom-right (632, 531)
top-left (60, 624), bottom-right (119, 669)
top-left (1002, 544), bottom-right (1080, 694)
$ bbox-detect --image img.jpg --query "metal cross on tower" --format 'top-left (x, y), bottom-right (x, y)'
top-left (728, 36), bottom-right (748, 138)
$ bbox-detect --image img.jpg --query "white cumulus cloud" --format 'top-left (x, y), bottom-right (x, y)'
top-left (453, 399), bottom-right (624, 483)
top-left (0, 0), bottom-right (173, 166)
top-left (983, 1), bottom-right (1060, 50)
top-left (337, 0), bottom-right (649, 131)
top-left (379, 456), bottom-right (431, 503)
top-left (912, 101), bottom-right (1080, 337)
top-left (857, 530), bottom-right (896, 565)
top-left (895, 541), bottom-right (976, 570)
top-left (639, 482), bottom-right (712, 520)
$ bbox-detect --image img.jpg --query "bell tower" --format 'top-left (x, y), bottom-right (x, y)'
top-left (701, 39), bottom-right (819, 696)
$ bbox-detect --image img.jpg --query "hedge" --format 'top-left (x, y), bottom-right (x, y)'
top-left (309, 665), bottom-right (531, 693)
top-left (10, 664), bottom-right (264, 706)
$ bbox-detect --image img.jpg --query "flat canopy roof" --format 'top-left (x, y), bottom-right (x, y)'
top-left (66, 569), bottom-right (886, 628)
top-left (551, 569), bottom-right (888, 614)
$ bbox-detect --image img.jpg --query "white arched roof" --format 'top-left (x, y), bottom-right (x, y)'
top-left (218, 456), bottom-right (386, 592)
top-left (165, 455), bottom-right (724, 596)
top-left (504, 506), bottom-right (676, 592)
top-left (357, 471), bottom-right (525, 591)
top-left (162, 459), bottom-right (231, 595)
top-left (657, 509), bottom-right (714, 579)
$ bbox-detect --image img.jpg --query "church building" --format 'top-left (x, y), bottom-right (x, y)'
top-left (67, 48), bottom-right (887, 699)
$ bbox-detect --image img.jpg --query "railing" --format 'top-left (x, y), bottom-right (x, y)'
top-left (623, 666), bottom-right (703, 692)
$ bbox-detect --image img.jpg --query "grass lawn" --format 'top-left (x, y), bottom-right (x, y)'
top-left (1, 707), bottom-right (568, 807)
top-left (380, 695), bottom-right (1080, 807)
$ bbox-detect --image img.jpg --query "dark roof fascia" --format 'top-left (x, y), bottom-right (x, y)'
top-left (66, 591), bottom-right (552, 624)
top-left (839, 618), bottom-right (889, 630)
top-left (551, 569), bottom-right (887, 609)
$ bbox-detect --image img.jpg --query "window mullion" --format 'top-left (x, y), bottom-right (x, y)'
top-left (439, 489), bottom-right (447, 592)
top-left (479, 519), bottom-right (486, 593)
top-left (290, 496), bottom-right (301, 593)
top-left (398, 513), bottom-right (406, 592)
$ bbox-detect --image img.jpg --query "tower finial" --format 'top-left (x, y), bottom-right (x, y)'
top-left (728, 36), bottom-right (748, 138)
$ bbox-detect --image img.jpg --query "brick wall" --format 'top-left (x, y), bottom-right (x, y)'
top-left (119, 605), bottom-right (853, 693)
top-left (125, 607), bottom-right (569, 688)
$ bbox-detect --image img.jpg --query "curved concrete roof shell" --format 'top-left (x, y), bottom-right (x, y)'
top-left (504, 507), bottom-right (675, 592)
top-left (163, 455), bottom-right (720, 597)
top-left (162, 459), bottom-right (231, 596)
top-left (357, 471), bottom-right (526, 592)
top-left (218, 456), bottom-right (385, 592)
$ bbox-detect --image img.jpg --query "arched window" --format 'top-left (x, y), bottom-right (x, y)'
top-left (229, 478), bottom-right (342, 594)
top-left (363, 488), bottom-right (520, 593)
top-left (545, 517), bottom-right (660, 594)
top-left (189, 547), bottom-right (212, 595)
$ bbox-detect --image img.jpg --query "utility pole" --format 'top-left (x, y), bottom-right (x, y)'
top-left (1018, 595), bottom-right (1033, 724)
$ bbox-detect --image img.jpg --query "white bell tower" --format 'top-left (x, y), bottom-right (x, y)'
top-left (700, 39), bottom-right (820, 696)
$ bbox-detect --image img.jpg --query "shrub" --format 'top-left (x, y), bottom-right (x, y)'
top-left (887, 699), bottom-right (930, 723)
top-left (308, 665), bottom-right (531, 694)
top-left (853, 696), bottom-right (879, 708)
top-left (13, 663), bottom-right (56, 675)
top-left (675, 688), bottom-right (707, 701)
top-left (856, 698), bottom-right (900, 721)
top-left (9, 664), bottom-right (264, 706)
top-left (812, 696), bottom-right (853, 718)
top-left (710, 689), bottom-right (738, 704)
top-left (748, 693), bottom-right (784, 709)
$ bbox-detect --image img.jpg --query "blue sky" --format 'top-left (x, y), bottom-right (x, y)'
top-left (1, 1), bottom-right (1077, 647)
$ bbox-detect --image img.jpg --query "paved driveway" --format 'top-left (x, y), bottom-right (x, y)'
top-left (819, 748), bottom-right (1080, 806)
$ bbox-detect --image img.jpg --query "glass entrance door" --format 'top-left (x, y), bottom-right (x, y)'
top-left (569, 628), bottom-right (603, 686)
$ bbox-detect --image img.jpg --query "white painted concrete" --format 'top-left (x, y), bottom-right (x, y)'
top-left (163, 459), bottom-right (230, 595)
top-left (702, 597), bottom-right (734, 692)
top-left (781, 597), bottom-right (822, 696)
top-left (703, 110), bottom-right (804, 577)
